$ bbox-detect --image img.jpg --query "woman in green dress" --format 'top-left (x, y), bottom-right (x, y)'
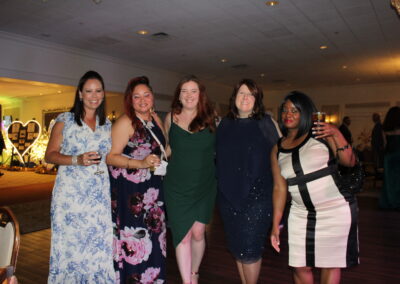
top-left (164, 75), bottom-right (217, 284)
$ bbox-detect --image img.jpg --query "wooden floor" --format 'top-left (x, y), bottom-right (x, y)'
top-left (6, 178), bottom-right (400, 284)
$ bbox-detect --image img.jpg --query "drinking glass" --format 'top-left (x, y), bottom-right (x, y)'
top-left (312, 112), bottom-right (326, 123)
top-left (93, 152), bottom-right (104, 175)
top-left (312, 111), bottom-right (326, 137)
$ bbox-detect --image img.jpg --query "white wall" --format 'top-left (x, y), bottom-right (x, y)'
top-left (2, 31), bottom-right (399, 144)
top-left (0, 32), bottom-right (231, 122)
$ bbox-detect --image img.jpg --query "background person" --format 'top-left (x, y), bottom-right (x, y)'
top-left (339, 116), bottom-right (352, 145)
top-left (371, 112), bottom-right (385, 169)
top-left (106, 76), bottom-right (166, 283)
top-left (270, 91), bottom-right (359, 284)
top-left (45, 70), bottom-right (114, 283)
top-left (163, 75), bottom-right (217, 284)
top-left (379, 106), bottom-right (400, 209)
top-left (216, 78), bottom-right (280, 284)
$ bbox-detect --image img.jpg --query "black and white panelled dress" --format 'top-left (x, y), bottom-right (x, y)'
top-left (278, 134), bottom-right (359, 268)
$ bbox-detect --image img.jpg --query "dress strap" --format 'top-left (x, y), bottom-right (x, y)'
top-left (286, 164), bottom-right (337, 186)
top-left (137, 117), bottom-right (168, 161)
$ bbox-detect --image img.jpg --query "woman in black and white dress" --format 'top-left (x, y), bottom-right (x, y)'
top-left (270, 91), bottom-right (359, 284)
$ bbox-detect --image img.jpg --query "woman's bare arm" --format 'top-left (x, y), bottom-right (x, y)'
top-left (106, 114), bottom-right (158, 169)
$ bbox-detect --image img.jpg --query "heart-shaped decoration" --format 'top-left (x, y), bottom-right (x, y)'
top-left (7, 120), bottom-right (41, 161)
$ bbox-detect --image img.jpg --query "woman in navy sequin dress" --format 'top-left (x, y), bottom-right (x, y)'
top-left (216, 79), bottom-right (280, 284)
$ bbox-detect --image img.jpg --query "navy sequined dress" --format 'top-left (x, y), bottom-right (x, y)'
top-left (216, 116), bottom-right (279, 263)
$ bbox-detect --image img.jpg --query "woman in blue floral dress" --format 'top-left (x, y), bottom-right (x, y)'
top-left (107, 76), bottom-right (166, 283)
top-left (45, 71), bottom-right (114, 283)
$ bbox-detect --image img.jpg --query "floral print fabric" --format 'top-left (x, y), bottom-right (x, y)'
top-left (48, 112), bottom-right (114, 283)
top-left (109, 122), bottom-right (166, 283)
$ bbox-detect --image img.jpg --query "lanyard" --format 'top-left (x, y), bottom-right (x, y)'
top-left (138, 117), bottom-right (168, 161)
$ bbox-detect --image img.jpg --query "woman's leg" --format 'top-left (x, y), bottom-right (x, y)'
top-left (293, 267), bottom-right (314, 284)
top-left (235, 259), bottom-right (262, 284)
top-left (190, 222), bottom-right (206, 284)
top-left (236, 261), bottom-right (246, 284)
top-left (176, 230), bottom-right (192, 284)
top-left (320, 268), bottom-right (341, 284)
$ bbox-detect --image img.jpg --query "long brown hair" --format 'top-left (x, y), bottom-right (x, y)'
top-left (170, 75), bottom-right (216, 132)
top-left (123, 76), bottom-right (153, 136)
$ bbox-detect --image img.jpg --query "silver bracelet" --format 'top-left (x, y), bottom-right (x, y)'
top-left (336, 144), bottom-right (351, 153)
top-left (71, 155), bottom-right (78, 166)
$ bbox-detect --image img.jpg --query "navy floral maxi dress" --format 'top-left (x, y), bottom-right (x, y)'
top-left (109, 120), bottom-right (166, 283)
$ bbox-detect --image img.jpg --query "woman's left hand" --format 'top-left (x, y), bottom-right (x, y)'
top-left (312, 122), bottom-right (340, 139)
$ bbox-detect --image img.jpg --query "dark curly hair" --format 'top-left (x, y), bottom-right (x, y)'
top-left (123, 76), bottom-right (153, 136)
top-left (226, 78), bottom-right (265, 120)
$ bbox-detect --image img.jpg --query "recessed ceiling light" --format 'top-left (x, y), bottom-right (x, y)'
top-left (137, 30), bottom-right (149, 35)
top-left (320, 45), bottom-right (328, 50)
top-left (342, 65), bottom-right (348, 69)
top-left (260, 73), bottom-right (265, 77)
top-left (220, 58), bottom-right (228, 63)
top-left (265, 1), bottom-right (279, 6)
top-left (57, 90), bottom-right (62, 94)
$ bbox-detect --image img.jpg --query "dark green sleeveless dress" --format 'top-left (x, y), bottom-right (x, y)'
top-left (164, 122), bottom-right (217, 247)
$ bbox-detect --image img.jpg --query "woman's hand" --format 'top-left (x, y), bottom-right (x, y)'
top-left (312, 122), bottom-right (340, 139)
top-left (78, 151), bottom-right (100, 166)
top-left (270, 225), bottom-right (281, 253)
top-left (140, 154), bottom-right (161, 169)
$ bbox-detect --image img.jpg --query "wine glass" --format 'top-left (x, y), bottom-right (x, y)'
top-left (93, 152), bottom-right (104, 175)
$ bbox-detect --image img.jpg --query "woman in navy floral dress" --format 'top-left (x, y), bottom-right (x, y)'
top-left (107, 76), bottom-right (166, 283)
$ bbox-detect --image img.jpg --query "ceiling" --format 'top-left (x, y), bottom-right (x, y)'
top-left (0, 0), bottom-right (400, 96)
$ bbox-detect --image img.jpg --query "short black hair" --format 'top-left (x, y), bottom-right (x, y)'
top-left (70, 70), bottom-right (106, 126)
top-left (226, 78), bottom-right (265, 120)
top-left (383, 106), bottom-right (400, 131)
top-left (278, 91), bottom-right (317, 139)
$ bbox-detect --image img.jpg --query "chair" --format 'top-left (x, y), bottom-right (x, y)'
top-left (0, 207), bottom-right (20, 284)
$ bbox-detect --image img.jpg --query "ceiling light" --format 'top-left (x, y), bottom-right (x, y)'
top-left (320, 45), bottom-right (328, 50)
top-left (137, 30), bottom-right (149, 35)
top-left (57, 90), bottom-right (62, 94)
top-left (260, 73), bottom-right (265, 77)
top-left (220, 58), bottom-right (228, 63)
top-left (265, 1), bottom-right (279, 6)
top-left (342, 65), bottom-right (348, 69)
top-left (391, 0), bottom-right (400, 16)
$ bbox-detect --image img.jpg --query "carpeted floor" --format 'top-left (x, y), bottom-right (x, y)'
top-left (9, 199), bottom-right (51, 234)
top-left (0, 170), bottom-right (54, 233)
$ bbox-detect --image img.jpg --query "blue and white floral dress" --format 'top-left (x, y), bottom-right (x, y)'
top-left (48, 112), bottom-right (114, 283)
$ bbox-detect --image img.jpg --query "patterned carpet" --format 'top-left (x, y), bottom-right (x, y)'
top-left (9, 199), bottom-right (51, 234)
top-left (0, 170), bottom-right (54, 233)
